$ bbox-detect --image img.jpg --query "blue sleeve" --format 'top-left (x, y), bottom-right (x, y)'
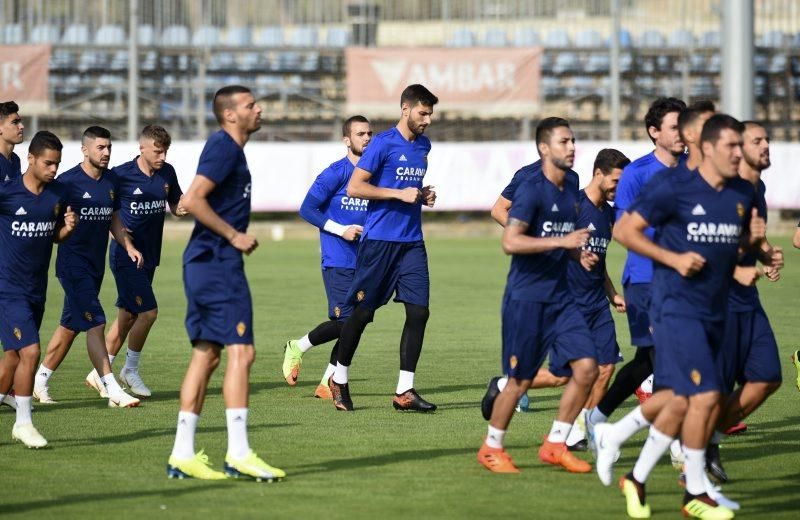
top-left (167, 168), bottom-right (183, 206)
top-left (299, 167), bottom-right (341, 229)
top-left (197, 136), bottom-right (237, 185)
top-left (110, 172), bottom-right (121, 212)
top-left (614, 165), bottom-right (639, 220)
top-left (507, 180), bottom-right (539, 225)
top-left (629, 176), bottom-right (675, 227)
top-left (355, 135), bottom-right (387, 177)
top-left (500, 170), bottom-right (521, 200)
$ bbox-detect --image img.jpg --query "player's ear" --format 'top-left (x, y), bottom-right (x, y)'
top-left (343, 136), bottom-right (351, 148)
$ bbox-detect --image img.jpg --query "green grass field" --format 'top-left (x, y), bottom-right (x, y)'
top-left (3, 234), bottom-right (799, 519)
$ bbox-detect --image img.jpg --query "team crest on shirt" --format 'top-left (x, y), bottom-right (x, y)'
top-left (109, 190), bottom-right (115, 201)
top-left (135, 296), bottom-right (143, 307)
top-left (509, 355), bottom-right (518, 369)
top-left (54, 203), bottom-right (61, 216)
top-left (84, 312), bottom-right (93, 322)
top-left (164, 183), bottom-right (170, 194)
top-left (334, 306), bottom-right (341, 318)
top-left (356, 290), bottom-right (365, 302)
top-left (690, 369), bottom-right (702, 386)
top-left (736, 202), bottom-right (745, 218)
top-left (236, 321), bottom-right (247, 337)
top-left (13, 327), bottom-right (21, 340)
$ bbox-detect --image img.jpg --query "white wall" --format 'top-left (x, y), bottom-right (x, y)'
top-left (15, 140), bottom-right (800, 210)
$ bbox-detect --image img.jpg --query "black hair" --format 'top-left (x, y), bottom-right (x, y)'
top-left (83, 125), bottom-right (111, 141)
top-left (28, 130), bottom-right (63, 156)
top-left (700, 113), bottom-right (744, 146)
top-left (644, 97), bottom-right (686, 143)
top-left (593, 148), bottom-right (630, 174)
top-left (400, 84), bottom-right (438, 108)
top-left (0, 101), bottom-right (20, 121)
top-left (677, 100), bottom-right (716, 141)
top-left (342, 115), bottom-right (369, 137)
top-left (212, 85), bottom-right (252, 124)
top-left (535, 117), bottom-right (571, 148)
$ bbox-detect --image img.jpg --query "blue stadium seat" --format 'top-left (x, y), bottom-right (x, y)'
top-left (792, 32), bottom-right (800, 48)
top-left (483, 28), bottom-right (508, 47)
top-left (539, 53), bottom-right (553, 73)
top-left (635, 76), bottom-right (657, 96)
top-left (544, 29), bottom-right (571, 48)
top-left (61, 24), bottom-right (90, 45)
top-left (707, 53), bottom-right (721, 73)
top-left (768, 54), bottom-right (786, 74)
top-left (755, 53), bottom-right (769, 73)
top-left (300, 52), bottom-right (320, 72)
top-left (552, 52), bottom-right (580, 74)
top-left (667, 29), bottom-right (694, 48)
top-left (541, 76), bottom-right (561, 98)
top-left (638, 30), bottom-right (666, 48)
top-left (138, 24), bottom-right (155, 46)
top-left (79, 50), bottom-right (107, 71)
top-left (238, 52), bottom-right (262, 71)
top-left (690, 54), bottom-right (707, 73)
top-left (95, 24), bottom-right (126, 45)
top-left (30, 24), bottom-right (60, 43)
top-left (691, 77), bottom-right (716, 98)
top-left (225, 26), bottom-right (251, 46)
top-left (326, 27), bottom-right (350, 47)
top-left (656, 54), bottom-right (671, 73)
top-left (698, 30), bottom-right (720, 48)
top-left (759, 30), bottom-right (787, 48)
top-left (446, 28), bottom-right (476, 47)
top-left (754, 76), bottom-right (766, 98)
top-left (571, 77), bottom-right (596, 97)
top-left (619, 53), bottom-right (633, 73)
top-left (575, 30), bottom-right (604, 48)
top-left (162, 25), bottom-right (190, 46)
top-left (585, 54), bottom-right (610, 73)
top-left (98, 74), bottom-right (124, 87)
top-left (2, 24), bottom-right (24, 44)
top-left (140, 50), bottom-right (157, 71)
top-left (617, 29), bottom-right (632, 47)
top-left (513, 28), bottom-right (539, 47)
top-left (279, 51), bottom-right (302, 71)
top-left (51, 49), bottom-right (74, 70)
top-left (290, 26), bottom-right (318, 47)
top-left (109, 50), bottom-right (128, 71)
top-left (193, 26), bottom-right (220, 46)
top-left (254, 26), bottom-right (284, 47)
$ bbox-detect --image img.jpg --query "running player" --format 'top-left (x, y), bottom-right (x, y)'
top-left (33, 126), bottom-right (141, 408)
top-left (708, 121), bottom-right (784, 482)
top-left (92, 125), bottom-right (186, 398)
top-left (0, 131), bottom-right (76, 447)
top-left (595, 114), bottom-right (774, 519)
top-left (585, 97), bottom-right (686, 430)
top-left (327, 84), bottom-right (438, 412)
top-left (167, 85), bottom-right (285, 482)
top-left (0, 101), bottom-right (24, 183)
top-left (477, 117), bottom-right (598, 474)
top-left (282, 115), bottom-right (372, 398)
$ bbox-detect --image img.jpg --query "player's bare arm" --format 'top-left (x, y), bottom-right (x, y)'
top-left (793, 227), bottom-right (800, 249)
top-left (502, 218), bottom-right (589, 255)
top-left (171, 195), bottom-right (189, 217)
top-left (110, 211), bottom-right (143, 267)
top-left (182, 174), bottom-right (258, 255)
top-left (490, 195), bottom-right (512, 227)
top-left (54, 205), bottom-right (78, 243)
top-left (347, 167), bottom-right (420, 204)
top-left (614, 211), bottom-right (705, 277)
top-left (603, 270), bottom-right (626, 312)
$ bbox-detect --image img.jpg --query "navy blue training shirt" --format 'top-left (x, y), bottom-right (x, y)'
top-left (728, 178), bottom-right (768, 312)
top-left (0, 152), bottom-right (22, 183)
top-left (567, 190), bottom-right (615, 311)
top-left (501, 160), bottom-right (579, 202)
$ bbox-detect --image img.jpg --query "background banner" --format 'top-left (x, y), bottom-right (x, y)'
top-left (0, 45), bottom-right (50, 114)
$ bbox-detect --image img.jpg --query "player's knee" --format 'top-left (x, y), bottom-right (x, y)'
top-left (352, 305), bottom-right (375, 325)
top-left (405, 304), bottom-right (429, 325)
top-left (668, 395), bottom-right (689, 417)
top-left (19, 344), bottom-right (41, 363)
top-left (572, 358), bottom-right (599, 386)
top-left (597, 364), bottom-right (615, 384)
top-left (141, 308), bottom-right (158, 324)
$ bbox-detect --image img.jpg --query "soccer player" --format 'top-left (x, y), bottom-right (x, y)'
top-left (476, 117), bottom-right (599, 474)
top-left (167, 85), bottom-right (285, 482)
top-left (88, 125), bottom-right (186, 398)
top-left (0, 131), bottom-right (77, 447)
top-left (594, 114), bottom-right (774, 519)
top-left (32, 126), bottom-right (141, 408)
top-left (0, 101), bottom-right (24, 183)
top-left (585, 97), bottom-right (686, 430)
top-left (708, 121), bottom-right (784, 482)
top-left (326, 84), bottom-right (438, 412)
top-left (282, 115), bottom-right (372, 398)
top-left (679, 101), bottom-right (716, 170)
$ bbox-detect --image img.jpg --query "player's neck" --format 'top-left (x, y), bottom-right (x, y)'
top-left (653, 146), bottom-right (679, 168)
top-left (0, 140), bottom-right (13, 160)
top-left (685, 147), bottom-right (702, 170)
top-left (738, 163), bottom-right (761, 186)
top-left (80, 160), bottom-right (103, 180)
top-left (584, 181), bottom-right (605, 207)
top-left (541, 161), bottom-right (566, 188)
top-left (21, 169), bottom-right (45, 194)
top-left (395, 122), bottom-right (416, 142)
top-left (221, 126), bottom-right (250, 148)
top-left (136, 155), bottom-right (155, 177)
top-left (697, 162), bottom-right (727, 191)
top-left (346, 150), bottom-right (360, 166)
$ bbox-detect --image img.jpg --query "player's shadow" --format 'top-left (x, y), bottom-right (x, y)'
top-left (726, 475), bottom-right (800, 514)
top-left (288, 446), bottom-right (477, 477)
top-left (2, 482), bottom-right (232, 514)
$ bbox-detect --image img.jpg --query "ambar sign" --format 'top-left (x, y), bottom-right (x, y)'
top-left (346, 47), bottom-right (541, 117)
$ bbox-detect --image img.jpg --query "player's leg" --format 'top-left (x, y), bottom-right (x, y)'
top-left (33, 324), bottom-right (77, 403)
top-left (105, 307), bottom-right (136, 360)
top-left (117, 308), bottom-right (157, 396)
top-left (314, 340), bottom-right (339, 399)
top-left (85, 324), bottom-right (139, 407)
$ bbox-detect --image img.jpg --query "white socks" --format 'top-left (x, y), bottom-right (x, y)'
top-left (321, 363), bottom-right (336, 384)
top-left (396, 370), bottom-right (414, 394)
top-left (124, 350), bottom-right (140, 371)
top-left (486, 425), bottom-right (506, 449)
top-left (683, 446), bottom-right (707, 495)
top-left (588, 407), bottom-right (608, 425)
top-left (297, 335), bottom-right (314, 353)
top-left (497, 377), bottom-right (508, 392)
top-left (15, 396), bottom-right (32, 425)
top-left (34, 365), bottom-right (54, 389)
top-left (101, 373), bottom-right (124, 397)
top-left (108, 354), bottom-right (116, 366)
top-left (632, 426), bottom-right (673, 483)
top-left (547, 420), bottom-right (572, 443)
top-left (566, 409), bottom-right (588, 446)
top-left (333, 362), bottom-right (349, 384)
top-left (608, 406), bottom-right (650, 446)
top-left (226, 408), bottom-right (250, 460)
top-left (171, 411), bottom-right (198, 460)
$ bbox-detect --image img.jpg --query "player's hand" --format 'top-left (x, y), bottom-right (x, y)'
top-left (579, 250), bottom-right (599, 271)
top-left (63, 205), bottom-right (77, 232)
top-left (421, 185), bottom-right (436, 208)
top-left (342, 225), bottom-right (363, 242)
top-left (175, 195), bottom-right (189, 217)
top-left (127, 246), bottom-right (144, 269)
top-left (764, 246), bottom-right (784, 270)
top-left (673, 251), bottom-right (706, 277)
top-left (749, 207), bottom-right (766, 244)
top-left (763, 265), bottom-right (781, 282)
top-left (230, 232), bottom-right (259, 255)
top-left (560, 228), bottom-right (591, 250)
top-left (733, 265), bottom-right (760, 287)
top-left (398, 187), bottom-right (422, 204)
top-left (610, 293), bottom-right (626, 313)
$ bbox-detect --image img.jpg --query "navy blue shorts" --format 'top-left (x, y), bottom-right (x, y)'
top-left (322, 267), bottom-right (354, 321)
top-left (0, 297), bottom-right (45, 351)
top-left (184, 258), bottom-right (253, 347)
top-left (718, 306), bottom-right (782, 393)
top-left (111, 261), bottom-right (158, 314)
top-left (502, 295), bottom-right (596, 380)
top-left (653, 314), bottom-right (724, 396)
top-left (59, 274), bottom-right (106, 332)
top-left (548, 305), bottom-right (621, 376)
top-left (623, 282), bottom-right (654, 347)
top-left (346, 239), bottom-right (429, 309)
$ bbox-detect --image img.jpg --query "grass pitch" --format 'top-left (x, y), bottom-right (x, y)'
top-left (2, 234), bottom-right (798, 518)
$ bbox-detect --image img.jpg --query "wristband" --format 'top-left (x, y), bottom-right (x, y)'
top-left (323, 219), bottom-right (349, 237)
